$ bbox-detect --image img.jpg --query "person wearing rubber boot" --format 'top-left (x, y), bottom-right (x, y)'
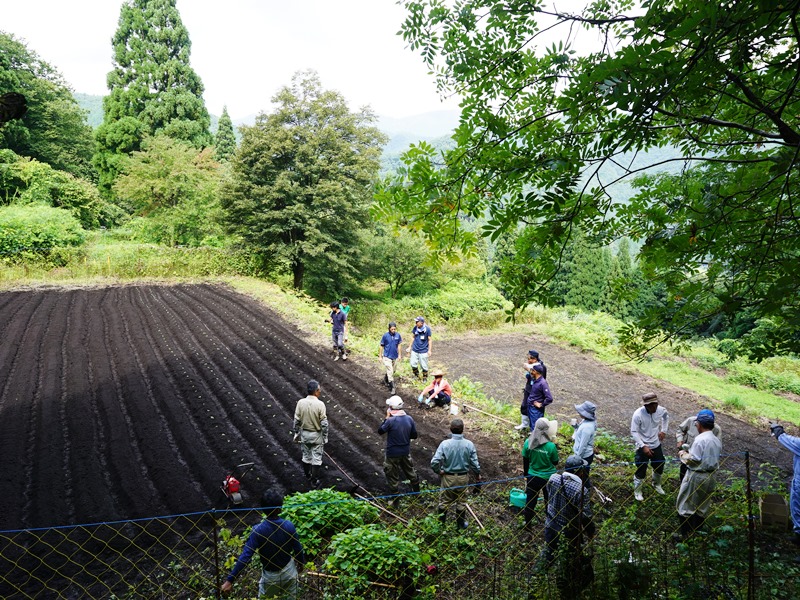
top-left (525, 363), bottom-right (553, 428)
top-left (630, 392), bottom-right (669, 501)
top-left (378, 395), bottom-right (420, 509)
top-left (379, 322), bottom-right (402, 395)
top-left (675, 409), bottom-right (722, 538)
top-left (431, 419), bottom-right (480, 529)
top-left (327, 301), bottom-right (348, 361)
top-left (292, 380), bottom-right (329, 488)
top-left (407, 316), bottom-right (432, 381)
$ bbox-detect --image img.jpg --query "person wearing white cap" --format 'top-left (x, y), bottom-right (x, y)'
top-left (572, 402), bottom-right (597, 466)
top-left (630, 392), bottom-right (669, 501)
top-left (378, 395), bottom-right (420, 509)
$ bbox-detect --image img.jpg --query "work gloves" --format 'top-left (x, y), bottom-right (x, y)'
top-left (770, 423), bottom-right (785, 439)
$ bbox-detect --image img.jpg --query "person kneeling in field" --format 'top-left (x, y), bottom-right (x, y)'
top-left (418, 370), bottom-right (452, 408)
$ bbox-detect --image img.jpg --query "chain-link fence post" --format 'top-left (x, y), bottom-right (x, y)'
top-left (745, 450), bottom-right (755, 600)
top-left (211, 509), bottom-right (221, 600)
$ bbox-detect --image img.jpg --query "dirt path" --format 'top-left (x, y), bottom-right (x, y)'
top-left (430, 331), bottom-right (794, 479)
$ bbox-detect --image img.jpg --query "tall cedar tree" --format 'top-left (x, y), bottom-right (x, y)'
top-left (222, 71), bottom-right (387, 291)
top-left (95, 0), bottom-right (211, 197)
top-left (380, 0), bottom-right (800, 358)
top-left (0, 33), bottom-right (95, 180)
top-left (214, 106), bottom-right (236, 161)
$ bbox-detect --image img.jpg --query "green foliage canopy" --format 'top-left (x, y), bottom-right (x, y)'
top-left (0, 204), bottom-right (85, 259)
top-left (380, 0), bottom-right (800, 357)
top-left (0, 32), bottom-right (95, 180)
top-left (221, 70), bottom-right (387, 291)
top-left (96, 0), bottom-right (211, 196)
top-left (214, 106), bottom-right (237, 162)
top-left (113, 135), bottom-right (223, 246)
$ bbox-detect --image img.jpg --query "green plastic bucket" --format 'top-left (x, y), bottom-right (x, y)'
top-left (509, 487), bottom-right (526, 508)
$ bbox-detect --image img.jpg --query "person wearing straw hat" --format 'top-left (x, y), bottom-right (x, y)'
top-left (221, 489), bottom-right (305, 598)
top-left (522, 417), bottom-right (560, 528)
top-left (378, 395), bottom-right (420, 509)
top-left (630, 392), bottom-right (670, 501)
top-left (572, 401), bottom-right (597, 466)
top-left (419, 369), bottom-right (452, 408)
top-left (676, 409), bottom-right (722, 537)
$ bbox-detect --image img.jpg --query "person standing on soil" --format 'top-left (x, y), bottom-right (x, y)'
top-left (407, 316), bottom-right (432, 380)
top-left (220, 490), bottom-right (305, 599)
top-left (378, 395), bottom-right (420, 509)
top-left (293, 380), bottom-right (329, 488)
top-left (430, 418), bottom-right (481, 529)
top-left (572, 401), bottom-right (597, 466)
top-left (379, 322), bottom-right (403, 395)
top-left (526, 363), bottom-right (553, 427)
top-left (676, 413), bottom-right (722, 482)
top-left (514, 351), bottom-right (540, 432)
top-left (770, 422), bottom-right (800, 548)
top-left (522, 417), bottom-right (559, 528)
top-left (675, 409), bottom-right (722, 538)
top-left (631, 392), bottom-right (670, 501)
top-left (327, 301), bottom-right (348, 361)
top-left (418, 369), bottom-right (452, 408)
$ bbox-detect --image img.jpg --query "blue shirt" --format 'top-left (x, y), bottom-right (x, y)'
top-left (330, 310), bottom-right (347, 334)
top-left (410, 325), bottom-right (432, 353)
top-left (226, 517), bottom-right (305, 581)
top-left (380, 331), bottom-right (403, 360)
top-left (378, 412), bottom-right (418, 457)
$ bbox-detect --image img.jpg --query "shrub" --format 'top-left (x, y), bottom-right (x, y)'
top-left (280, 489), bottom-right (379, 556)
top-left (0, 205), bottom-right (85, 260)
top-left (324, 525), bottom-right (423, 597)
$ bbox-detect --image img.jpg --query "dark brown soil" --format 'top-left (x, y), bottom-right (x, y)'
top-left (431, 331), bottom-right (795, 480)
top-left (0, 284), bottom-right (513, 533)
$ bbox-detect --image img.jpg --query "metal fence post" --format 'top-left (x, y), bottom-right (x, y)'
top-left (211, 509), bottom-right (221, 600)
top-left (745, 451), bottom-right (755, 600)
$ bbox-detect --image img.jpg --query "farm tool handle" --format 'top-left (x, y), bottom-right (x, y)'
top-left (322, 450), bottom-right (377, 499)
top-left (355, 493), bottom-right (409, 524)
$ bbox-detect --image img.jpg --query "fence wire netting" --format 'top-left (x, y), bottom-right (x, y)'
top-left (1, 452), bottom-right (798, 599)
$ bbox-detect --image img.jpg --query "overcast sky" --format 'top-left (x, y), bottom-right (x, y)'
top-left (1, 0), bottom-right (461, 119)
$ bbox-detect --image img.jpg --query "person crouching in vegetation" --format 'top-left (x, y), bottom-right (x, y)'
top-left (522, 417), bottom-right (559, 528)
top-left (675, 409), bottom-right (722, 538)
top-left (418, 369), bottom-right (451, 408)
top-left (221, 490), bottom-right (305, 598)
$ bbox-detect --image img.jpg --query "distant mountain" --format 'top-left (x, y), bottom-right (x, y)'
top-left (72, 93), bottom-right (458, 169)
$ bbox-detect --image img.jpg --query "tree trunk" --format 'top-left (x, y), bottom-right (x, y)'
top-left (292, 260), bottom-right (304, 289)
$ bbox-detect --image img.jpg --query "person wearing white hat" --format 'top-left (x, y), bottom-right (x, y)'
top-left (572, 402), bottom-right (597, 466)
top-left (378, 395), bottom-right (420, 509)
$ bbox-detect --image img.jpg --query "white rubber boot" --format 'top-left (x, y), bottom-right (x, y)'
top-left (653, 473), bottom-right (666, 495)
top-left (634, 477), bottom-right (644, 501)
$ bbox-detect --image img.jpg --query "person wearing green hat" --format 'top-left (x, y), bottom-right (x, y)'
top-left (675, 409), bottom-right (722, 537)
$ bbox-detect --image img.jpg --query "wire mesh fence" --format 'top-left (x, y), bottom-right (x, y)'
top-left (1, 451), bottom-right (798, 599)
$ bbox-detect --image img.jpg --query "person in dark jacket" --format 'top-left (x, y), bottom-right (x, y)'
top-left (221, 490), bottom-right (305, 598)
top-left (526, 363), bottom-right (553, 426)
top-left (378, 395), bottom-right (420, 508)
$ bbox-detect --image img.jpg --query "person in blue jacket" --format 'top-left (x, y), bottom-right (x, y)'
top-left (771, 422), bottom-right (800, 550)
top-left (526, 363), bottom-right (553, 426)
top-left (221, 490), bottom-right (305, 598)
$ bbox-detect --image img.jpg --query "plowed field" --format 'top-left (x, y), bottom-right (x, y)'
top-left (0, 284), bottom-right (511, 531)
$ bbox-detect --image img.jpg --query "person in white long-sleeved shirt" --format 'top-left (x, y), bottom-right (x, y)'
top-left (630, 392), bottom-right (670, 501)
top-left (572, 401), bottom-right (597, 464)
top-left (675, 409), bottom-right (722, 537)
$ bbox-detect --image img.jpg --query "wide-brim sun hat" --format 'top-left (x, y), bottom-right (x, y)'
top-left (574, 401), bottom-right (596, 420)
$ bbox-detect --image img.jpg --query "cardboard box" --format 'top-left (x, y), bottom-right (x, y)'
top-left (759, 493), bottom-right (790, 530)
